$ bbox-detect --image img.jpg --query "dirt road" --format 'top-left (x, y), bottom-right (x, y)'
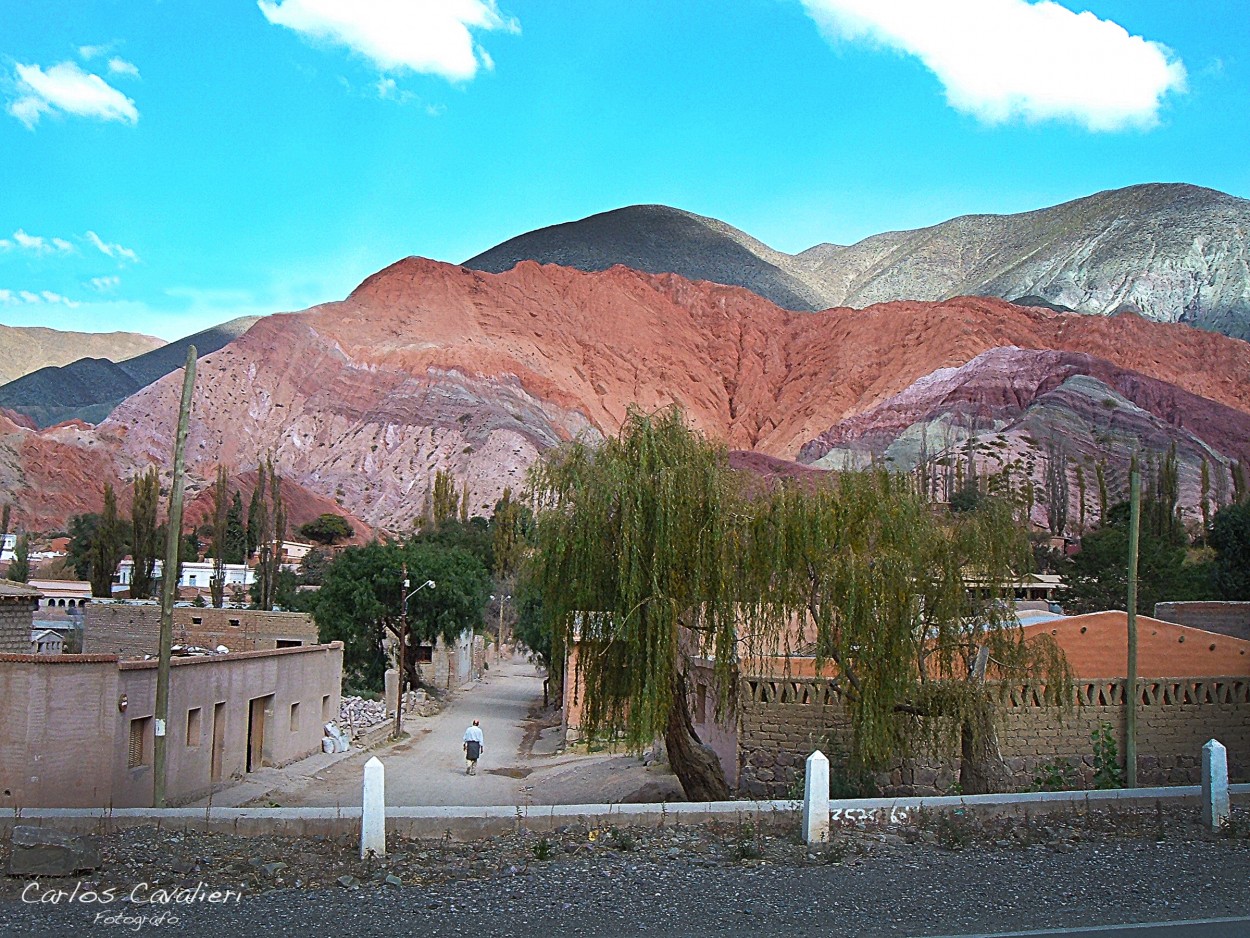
top-left (253, 654), bottom-right (682, 807)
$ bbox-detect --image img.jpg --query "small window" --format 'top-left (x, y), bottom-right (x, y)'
top-left (322, 695), bottom-right (332, 722)
top-left (186, 707), bottom-right (202, 746)
top-left (415, 645), bottom-right (434, 663)
top-left (191, 616), bottom-right (203, 625)
top-left (128, 717), bottom-right (151, 769)
top-left (275, 639), bottom-right (302, 649)
top-left (695, 684), bottom-right (707, 723)
top-left (189, 575), bottom-right (197, 585)
top-left (228, 619), bottom-right (241, 628)
top-left (289, 702), bottom-right (300, 732)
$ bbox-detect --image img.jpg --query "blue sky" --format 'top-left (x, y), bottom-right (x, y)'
top-left (0, 0), bottom-right (1246, 340)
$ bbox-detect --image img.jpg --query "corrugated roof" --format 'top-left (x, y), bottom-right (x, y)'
top-left (0, 578), bottom-right (42, 599)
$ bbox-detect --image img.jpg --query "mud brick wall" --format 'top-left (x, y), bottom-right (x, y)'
top-left (1154, 602), bottom-right (1250, 641)
top-left (736, 675), bottom-right (1250, 798)
top-left (83, 603), bottom-right (317, 657)
top-left (0, 601), bottom-right (36, 653)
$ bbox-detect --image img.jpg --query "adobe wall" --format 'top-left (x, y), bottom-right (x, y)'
top-left (84, 603), bottom-right (318, 657)
top-left (0, 643), bottom-right (343, 809)
top-left (1155, 602), bottom-right (1250, 642)
top-left (0, 655), bottom-right (121, 808)
top-left (735, 675), bottom-right (1250, 798)
top-left (114, 643), bottom-right (344, 807)
top-left (0, 601), bottom-right (36, 654)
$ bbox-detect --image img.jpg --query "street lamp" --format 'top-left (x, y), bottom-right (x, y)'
top-left (394, 571), bottom-right (436, 739)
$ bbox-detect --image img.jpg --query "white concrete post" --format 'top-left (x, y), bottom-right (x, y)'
top-left (361, 756), bottom-right (386, 858)
top-left (1201, 738), bottom-right (1230, 830)
top-left (803, 750), bottom-right (830, 845)
top-left (383, 668), bottom-right (399, 716)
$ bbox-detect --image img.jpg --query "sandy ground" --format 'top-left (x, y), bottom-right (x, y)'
top-left (243, 654), bottom-right (683, 807)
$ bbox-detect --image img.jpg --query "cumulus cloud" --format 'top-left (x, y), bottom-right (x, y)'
top-left (86, 231), bottom-right (140, 263)
top-left (0, 229), bottom-right (77, 255)
top-left (77, 44), bottom-right (112, 60)
top-left (0, 289), bottom-right (78, 307)
top-left (6, 61), bottom-right (139, 128)
top-left (799, 0), bottom-right (1187, 131)
top-left (90, 275), bottom-right (121, 292)
top-left (258, 0), bottom-right (518, 82)
top-left (108, 58), bottom-right (141, 78)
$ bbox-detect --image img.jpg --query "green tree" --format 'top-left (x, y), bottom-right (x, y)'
top-left (225, 490), bottom-right (247, 563)
top-left (429, 469), bottom-right (459, 527)
top-left (8, 534), bottom-right (30, 582)
top-left (67, 513), bottom-right (101, 580)
top-left (90, 483), bottom-right (125, 598)
top-left (209, 466), bottom-right (230, 607)
top-left (1210, 500), bottom-right (1250, 600)
top-left (297, 547), bottom-right (330, 585)
top-left (528, 407), bottom-right (1069, 799)
top-left (130, 467), bottom-right (161, 600)
top-left (1064, 502), bottom-right (1210, 614)
top-left (312, 541), bottom-right (489, 692)
top-left (298, 513), bottom-right (353, 545)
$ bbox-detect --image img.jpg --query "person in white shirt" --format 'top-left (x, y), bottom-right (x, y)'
top-left (463, 719), bottom-right (484, 775)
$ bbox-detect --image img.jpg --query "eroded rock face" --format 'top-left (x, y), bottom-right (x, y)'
top-left (5, 258), bottom-right (1250, 533)
top-left (467, 184), bottom-right (1250, 338)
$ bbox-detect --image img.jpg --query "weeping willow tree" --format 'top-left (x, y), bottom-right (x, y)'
top-left (753, 471), bottom-right (1071, 793)
top-left (529, 407), bottom-right (750, 800)
top-left (530, 406), bottom-right (1073, 799)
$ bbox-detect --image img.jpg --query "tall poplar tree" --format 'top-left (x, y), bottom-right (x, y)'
top-left (90, 483), bottom-right (124, 598)
top-left (130, 467), bottom-right (160, 599)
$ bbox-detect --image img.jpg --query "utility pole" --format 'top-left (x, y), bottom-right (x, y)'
top-left (153, 346), bottom-right (197, 808)
top-left (394, 564), bottom-right (408, 741)
top-left (393, 572), bottom-right (435, 739)
top-left (1125, 464), bottom-right (1141, 789)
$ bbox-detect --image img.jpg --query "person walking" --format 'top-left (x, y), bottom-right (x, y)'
top-left (463, 719), bottom-right (484, 775)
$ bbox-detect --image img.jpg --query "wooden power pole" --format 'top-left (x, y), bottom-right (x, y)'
top-left (153, 346), bottom-right (197, 808)
top-left (1125, 465), bottom-right (1141, 789)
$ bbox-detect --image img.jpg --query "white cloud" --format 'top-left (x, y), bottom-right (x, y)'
top-left (90, 275), bottom-right (121, 292)
top-left (78, 44), bottom-right (112, 60)
top-left (258, 0), bottom-right (518, 82)
top-left (799, 0), bottom-right (1187, 131)
top-left (1, 229), bottom-right (76, 255)
top-left (86, 231), bottom-right (140, 263)
top-left (108, 58), bottom-right (141, 79)
top-left (7, 61), bottom-right (139, 128)
top-left (0, 288), bottom-right (80, 308)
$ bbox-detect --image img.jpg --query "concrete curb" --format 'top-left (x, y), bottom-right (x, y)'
top-left (2, 784), bottom-right (1246, 841)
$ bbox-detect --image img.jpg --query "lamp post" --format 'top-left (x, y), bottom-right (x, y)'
top-left (394, 571), bottom-right (435, 739)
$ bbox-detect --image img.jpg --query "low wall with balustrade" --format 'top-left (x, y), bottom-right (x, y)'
top-left (734, 675), bottom-right (1250, 797)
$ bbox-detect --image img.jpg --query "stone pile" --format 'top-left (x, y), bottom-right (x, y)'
top-left (339, 695), bottom-right (389, 733)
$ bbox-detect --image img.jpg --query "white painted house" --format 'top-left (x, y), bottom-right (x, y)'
top-left (116, 559), bottom-right (255, 590)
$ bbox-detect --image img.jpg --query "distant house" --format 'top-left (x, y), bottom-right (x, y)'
top-left (29, 628), bottom-right (64, 655)
top-left (116, 558), bottom-right (255, 591)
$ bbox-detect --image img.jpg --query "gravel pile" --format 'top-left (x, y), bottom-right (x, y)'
top-left (3, 805), bottom-right (1247, 936)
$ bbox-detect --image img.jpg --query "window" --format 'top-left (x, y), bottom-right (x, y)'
top-left (189, 575), bottom-right (197, 586)
top-left (186, 708), bottom-right (202, 747)
top-left (276, 639), bottom-right (302, 649)
top-left (191, 616), bottom-right (203, 625)
top-left (228, 619), bottom-right (241, 628)
top-left (415, 645), bottom-right (434, 663)
top-left (695, 683), bottom-right (707, 724)
top-left (322, 695), bottom-right (332, 722)
top-left (289, 702), bottom-right (300, 732)
top-left (128, 718), bottom-right (151, 769)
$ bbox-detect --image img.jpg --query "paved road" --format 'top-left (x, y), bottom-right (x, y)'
top-left (927, 920), bottom-right (1250, 937)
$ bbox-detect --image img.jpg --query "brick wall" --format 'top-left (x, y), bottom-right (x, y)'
top-left (1154, 602), bottom-right (1250, 641)
top-left (83, 603), bottom-right (318, 657)
top-left (735, 675), bottom-right (1250, 797)
top-left (0, 601), bottom-right (36, 654)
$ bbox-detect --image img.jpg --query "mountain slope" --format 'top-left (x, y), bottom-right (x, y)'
top-left (0, 324), bottom-right (164, 385)
top-left (464, 184), bottom-right (1250, 338)
top-left (464, 204), bottom-right (825, 311)
top-left (0, 316), bottom-right (260, 427)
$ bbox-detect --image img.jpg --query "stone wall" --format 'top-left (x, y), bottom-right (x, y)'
top-left (83, 603), bottom-right (318, 657)
top-left (1154, 602), bottom-right (1250, 641)
top-left (0, 602), bottom-right (35, 654)
top-left (735, 675), bottom-right (1250, 797)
